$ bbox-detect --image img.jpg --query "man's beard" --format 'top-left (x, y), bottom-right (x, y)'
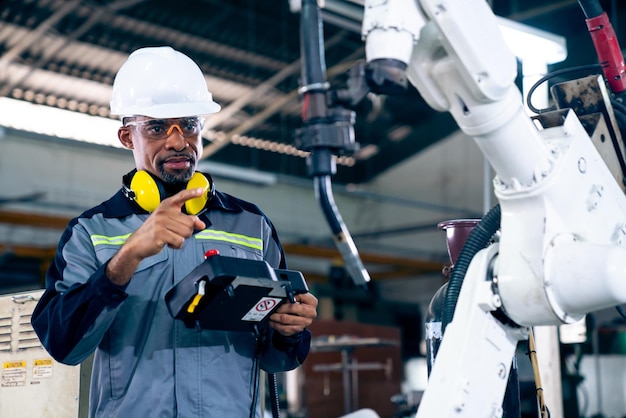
top-left (158, 163), bottom-right (194, 185)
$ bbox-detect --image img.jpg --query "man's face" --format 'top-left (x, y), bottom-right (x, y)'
top-left (118, 116), bottom-right (204, 185)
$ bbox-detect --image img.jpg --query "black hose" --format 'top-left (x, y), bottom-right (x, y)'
top-left (297, 0), bottom-right (369, 287)
top-left (578, 0), bottom-right (604, 19)
top-left (314, 174), bottom-right (370, 286)
top-left (314, 175), bottom-right (343, 234)
top-left (300, 0), bottom-right (326, 87)
top-left (441, 204), bottom-right (501, 333)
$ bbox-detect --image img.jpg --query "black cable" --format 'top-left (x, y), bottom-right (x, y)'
top-left (249, 355), bottom-right (261, 418)
top-left (610, 104), bottom-right (626, 141)
top-left (611, 101), bottom-right (626, 139)
top-left (605, 102), bottom-right (626, 186)
top-left (611, 100), bottom-right (626, 136)
top-left (526, 64), bottom-right (602, 114)
top-left (611, 98), bottom-right (626, 115)
top-left (268, 372), bottom-right (281, 418)
top-left (578, 0), bottom-right (604, 19)
top-left (251, 325), bottom-right (282, 418)
top-left (596, 102), bottom-right (626, 322)
top-left (598, 102), bottom-right (626, 181)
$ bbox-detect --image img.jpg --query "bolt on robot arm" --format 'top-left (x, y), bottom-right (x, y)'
top-left (359, 0), bottom-right (626, 416)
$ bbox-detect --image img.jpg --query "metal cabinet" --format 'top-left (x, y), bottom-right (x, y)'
top-left (0, 290), bottom-right (90, 418)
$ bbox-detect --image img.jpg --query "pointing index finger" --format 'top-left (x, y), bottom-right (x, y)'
top-left (163, 187), bottom-right (207, 210)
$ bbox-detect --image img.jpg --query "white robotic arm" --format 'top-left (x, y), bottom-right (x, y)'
top-left (390, 0), bottom-right (626, 327)
top-left (365, 0), bottom-right (553, 190)
top-left (361, 0), bottom-right (626, 416)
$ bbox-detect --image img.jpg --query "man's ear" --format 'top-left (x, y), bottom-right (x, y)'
top-left (118, 126), bottom-right (133, 149)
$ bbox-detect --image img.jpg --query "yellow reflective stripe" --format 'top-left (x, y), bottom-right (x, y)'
top-left (195, 230), bottom-right (263, 251)
top-left (91, 233), bottom-right (132, 246)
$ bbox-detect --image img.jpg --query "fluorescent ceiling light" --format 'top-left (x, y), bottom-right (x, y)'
top-left (496, 17), bottom-right (567, 65)
top-left (0, 97), bottom-right (123, 148)
top-left (306, 1), bottom-right (567, 65)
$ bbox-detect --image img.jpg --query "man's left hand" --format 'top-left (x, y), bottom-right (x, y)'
top-left (269, 292), bottom-right (318, 337)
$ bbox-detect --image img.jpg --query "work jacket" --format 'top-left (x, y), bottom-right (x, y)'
top-left (31, 187), bottom-right (311, 418)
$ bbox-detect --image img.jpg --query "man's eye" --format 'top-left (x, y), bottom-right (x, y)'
top-left (146, 125), bottom-right (165, 135)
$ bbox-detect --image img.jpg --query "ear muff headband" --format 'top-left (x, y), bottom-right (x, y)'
top-left (124, 170), bottom-right (214, 215)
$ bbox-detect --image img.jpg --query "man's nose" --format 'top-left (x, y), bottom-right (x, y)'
top-left (165, 124), bottom-right (187, 150)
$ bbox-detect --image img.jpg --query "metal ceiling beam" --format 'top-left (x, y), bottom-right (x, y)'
top-left (0, 0), bottom-right (82, 72)
top-left (107, 12), bottom-right (288, 73)
top-left (0, 0), bottom-right (148, 97)
top-left (0, 1), bottom-right (304, 122)
top-left (221, 49), bottom-right (363, 140)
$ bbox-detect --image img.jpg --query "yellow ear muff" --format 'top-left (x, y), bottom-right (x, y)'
top-left (130, 170), bottom-right (162, 212)
top-left (184, 172), bottom-right (211, 215)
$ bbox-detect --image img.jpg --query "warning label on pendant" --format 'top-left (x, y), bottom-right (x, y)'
top-left (242, 297), bottom-right (281, 322)
top-left (2, 361), bottom-right (26, 387)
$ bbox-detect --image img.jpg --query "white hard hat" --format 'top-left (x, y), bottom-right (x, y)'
top-left (110, 46), bottom-right (221, 118)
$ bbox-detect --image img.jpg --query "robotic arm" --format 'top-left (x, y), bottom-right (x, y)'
top-left (358, 0), bottom-right (626, 416)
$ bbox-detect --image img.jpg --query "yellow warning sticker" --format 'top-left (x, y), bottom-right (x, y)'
top-left (3, 361), bottom-right (25, 369)
top-left (2, 360), bottom-right (26, 387)
top-left (33, 359), bottom-right (53, 379)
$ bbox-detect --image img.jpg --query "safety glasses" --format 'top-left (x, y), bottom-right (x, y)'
top-left (124, 117), bottom-right (205, 140)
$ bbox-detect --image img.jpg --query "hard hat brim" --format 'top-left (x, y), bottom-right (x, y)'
top-left (111, 101), bottom-right (221, 119)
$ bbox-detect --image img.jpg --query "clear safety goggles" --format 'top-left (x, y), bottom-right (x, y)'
top-left (124, 117), bottom-right (205, 140)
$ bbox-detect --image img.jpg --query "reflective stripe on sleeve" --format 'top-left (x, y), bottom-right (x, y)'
top-left (91, 233), bottom-right (132, 246)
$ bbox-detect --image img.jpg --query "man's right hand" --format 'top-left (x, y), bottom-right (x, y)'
top-left (105, 187), bottom-right (207, 286)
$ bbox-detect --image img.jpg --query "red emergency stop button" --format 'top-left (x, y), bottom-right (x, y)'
top-left (204, 249), bottom-right (220, 258)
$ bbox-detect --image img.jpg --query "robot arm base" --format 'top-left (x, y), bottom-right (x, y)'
top-left (417, 245), bottom-right (529, 417)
